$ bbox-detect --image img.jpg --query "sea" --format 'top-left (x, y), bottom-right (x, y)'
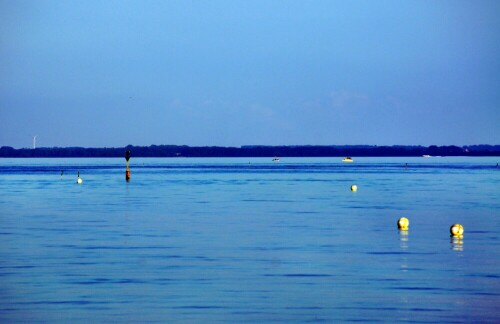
top-left (0, 157), bottom-right (498, 323)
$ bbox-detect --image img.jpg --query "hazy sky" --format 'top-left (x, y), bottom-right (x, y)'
top-left (1, 0), bottom-right (499, 148)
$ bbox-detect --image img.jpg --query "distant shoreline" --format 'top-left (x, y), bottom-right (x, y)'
top-left (1, 144), bottom-right (499, 158)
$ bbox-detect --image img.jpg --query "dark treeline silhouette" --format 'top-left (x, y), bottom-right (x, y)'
top-left (1, 144), bottom-right (499, 158)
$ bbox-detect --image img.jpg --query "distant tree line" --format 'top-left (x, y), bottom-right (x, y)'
top-left (0, 144), bottom-right (499, 158)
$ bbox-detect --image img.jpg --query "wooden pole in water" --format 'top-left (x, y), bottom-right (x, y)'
top-left (125, 150), bottom-right (131, 182)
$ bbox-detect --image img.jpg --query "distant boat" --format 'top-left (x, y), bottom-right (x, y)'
top-left (342, 157), bottom-right (353, 162)
top-left (422, 155), bottom-right (431, 158)
top-left (272, 157), bottom-right (280, 162)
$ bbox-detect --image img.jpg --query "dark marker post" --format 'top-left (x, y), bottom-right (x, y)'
top-left (125, 150), bottom-right (131, 181)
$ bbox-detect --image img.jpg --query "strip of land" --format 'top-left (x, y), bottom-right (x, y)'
top-left (1, 145), bottom-right (499, 158)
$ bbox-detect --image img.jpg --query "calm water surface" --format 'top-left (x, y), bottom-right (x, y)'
top-left (0, 157), bottom-right (499, 323)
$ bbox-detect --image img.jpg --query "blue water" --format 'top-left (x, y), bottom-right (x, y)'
top-left (0, 157), bottom-right (499, 323)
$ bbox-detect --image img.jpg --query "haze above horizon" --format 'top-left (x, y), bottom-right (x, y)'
top-left (1, 0), bottom-right (499, 149)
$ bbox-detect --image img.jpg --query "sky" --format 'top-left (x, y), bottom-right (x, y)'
top-left (0, 0), bottom-right (499, 148)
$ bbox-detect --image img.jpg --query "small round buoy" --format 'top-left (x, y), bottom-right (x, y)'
top-left (77, 177), bottom-right (83, 184)
top-left (397, 217), bottom-right (409, 230)
top-left (450, 224), bottom-right (464, 237)
top-left (351, 185), bottom-right (357, 192)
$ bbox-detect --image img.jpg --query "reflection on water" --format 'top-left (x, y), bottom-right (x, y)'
top-left (451, 236), bottom-right (464, 252)
top-left (399, 230), bottom-right (409, 250)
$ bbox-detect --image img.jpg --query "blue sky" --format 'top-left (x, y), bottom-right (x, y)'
top-left (1, 0), bottom-right (499, 148)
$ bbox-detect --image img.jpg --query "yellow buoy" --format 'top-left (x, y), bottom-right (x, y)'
top-left (351, 185), bottom-right (357, 192)
top-left (397, 217), bottom-right (409, 230)
top-left (77, 177), bottom-right (83, 184)
top-left (450, 224), bottom-right (464, 237)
